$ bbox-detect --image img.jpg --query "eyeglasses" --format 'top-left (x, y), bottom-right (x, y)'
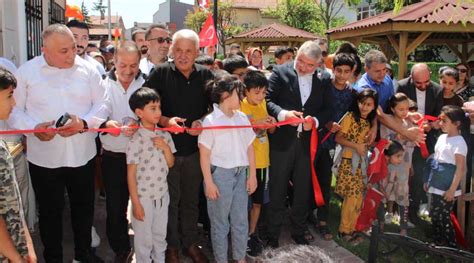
top-left (148, 37), bottom-right (172, 44)
top-left (456, 68), bottom-right (468, 73)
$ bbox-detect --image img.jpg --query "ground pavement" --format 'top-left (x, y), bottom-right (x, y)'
top-left (31, 195), bottom-right (362, 262)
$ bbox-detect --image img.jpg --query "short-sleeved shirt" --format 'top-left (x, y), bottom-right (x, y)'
top-left (433, 134), bottom-right (467, 165)
top-left (144, 62), bottom-right (213, 156)
top-left (354, 73), bottom-right (394, 110)
top-left (443, 94), bottom-right (464, 107)
top-left (339, 112), bottom-right (371, 159)
top-left (240, 98), bottom-right (270, 168)
top-left (126, 127), bottom-right (176, 200)
top-left (198, 104), bottom-right (256, 169)
top-left (0, 140), bottom-right (27, 261)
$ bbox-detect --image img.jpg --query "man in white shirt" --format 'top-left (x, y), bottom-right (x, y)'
top-left (100, 42), bottom-right (145, 262)
top-left (8, 24), bottom-right (108, 263)
top-left (67, 19), bottom-right (106, 77)
top-left (139, 24), bottom-right (171, 76)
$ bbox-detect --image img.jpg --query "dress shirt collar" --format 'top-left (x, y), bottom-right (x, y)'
top-left (169, 61), bottom-right (200, 74)
top-left (211, 103), bottom-right (236, 120)
top-left (107, 68), bottom-right (145, 82)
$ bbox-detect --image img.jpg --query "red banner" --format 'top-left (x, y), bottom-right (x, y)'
top-left (198, 14), bottom-right (218, 48)
top-left (417, 115), bottom-right (438, 158)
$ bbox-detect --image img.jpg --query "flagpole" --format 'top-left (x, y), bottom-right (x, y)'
top-left (213, 0), bottom-right (218, 55)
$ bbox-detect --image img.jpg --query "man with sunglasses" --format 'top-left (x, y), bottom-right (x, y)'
top-left (139, 24), bottom-right (172, 76)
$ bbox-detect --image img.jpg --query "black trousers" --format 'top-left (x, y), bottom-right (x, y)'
top-left (314, 148), bottom-right (333, 222)
top-left (29, 159), bottom-right (95, 262)
top-left (267, 138), bottom-right (311, 239)
top-left (101, 151), bottom-right (131, 254)
top-left (409, 148), bottom-right (427, 220)
top-left (431, 194), bottom-right (456, 247)
top-left (166, 151), bottom-right (203, 248)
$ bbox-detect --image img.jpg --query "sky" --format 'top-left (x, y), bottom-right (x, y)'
top-left (67, 0), bottom-right (195, 28)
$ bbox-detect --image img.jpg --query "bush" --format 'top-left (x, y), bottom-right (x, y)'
top-left (390, 62), bottom-right (458, 81)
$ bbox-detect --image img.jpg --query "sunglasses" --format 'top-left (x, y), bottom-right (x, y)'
top-left (148, 37), bottom-right (172, 44)
top-left (456, 68), bottom-right (468, 73)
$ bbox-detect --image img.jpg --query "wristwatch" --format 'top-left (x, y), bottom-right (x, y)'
top-left (79, 119), bottom-right (88, 133)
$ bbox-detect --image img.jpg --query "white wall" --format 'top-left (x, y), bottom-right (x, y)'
top-left (1, 0), bottom-right (28, 66)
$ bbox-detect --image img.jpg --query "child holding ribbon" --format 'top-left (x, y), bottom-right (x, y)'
top-left (334, 88), bottom-right (378, 242)
top-left (198, 74), bottom-right (257, 263)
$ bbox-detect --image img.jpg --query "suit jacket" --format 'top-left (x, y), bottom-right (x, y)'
top-left (266, 62), bottom-right (333, 152)
top-left (396, 77), bottom-right (443, 152)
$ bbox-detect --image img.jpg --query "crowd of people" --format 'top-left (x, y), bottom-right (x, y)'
top-left (0, 19), bottom-right (473, 263)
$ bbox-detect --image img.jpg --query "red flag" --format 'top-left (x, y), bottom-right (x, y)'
top-left (450, 212), bottom-right (468, 248)
top-left (198, 0), bottom-right (210, 8)
top-left (355, 188), bottom-right (384, 231)
top-left (417, 115), bottom-right (438, 158)
top-left (65, 4), bottom-right (84, 21)
top-left (367, 139), bottom-right (389, 184)
top-left (199, 14), bottom-right (218, 48)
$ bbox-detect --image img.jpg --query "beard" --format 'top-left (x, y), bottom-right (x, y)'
top-left (76, 45), bottom-right (86, 57)
top-left (140, 46), bottom-right (148, 55)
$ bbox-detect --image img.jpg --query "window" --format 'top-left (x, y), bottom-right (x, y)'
top-left (357, 4), bottom-right (377, 20)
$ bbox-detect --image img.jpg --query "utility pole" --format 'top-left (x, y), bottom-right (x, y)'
top-left (213, 0), bottom-right (218, 53)
top-left (107, 0), bottom-right (112, 41)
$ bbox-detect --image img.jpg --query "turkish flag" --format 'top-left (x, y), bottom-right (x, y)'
top-left (199, 14), bottom-right (218, 48)
top-left (367, 139), bottom-right (389, 184)
top-left (198, 0), bottom-right (210, 8)
top-left (355, 187), bottom-right (384, 232)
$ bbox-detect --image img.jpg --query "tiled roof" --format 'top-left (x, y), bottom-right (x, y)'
top-left (89, 15), bottom-right (123, 26)
top-left (231, 23), bottom-right (320, 39)
top-left (225, 0), bottom-right (278, 9)
top-left (327, 0), bottom-right (474, 33)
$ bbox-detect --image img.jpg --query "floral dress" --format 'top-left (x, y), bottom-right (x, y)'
top-left (335, 112), bottom-right (371, 198)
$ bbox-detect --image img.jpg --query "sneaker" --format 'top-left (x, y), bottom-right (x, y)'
top-left (247, 233), bottom-right (263, 257)
top-left (418, 203), bottom-right (429, 217)
top-left (91, 226), bottom-right (101, 248)
top-left (384, 213), bottom-right (393, 224)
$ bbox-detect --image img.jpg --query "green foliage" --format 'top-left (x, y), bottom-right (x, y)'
top-left (184, 1), bottom-right (244, 54)
top-left (81, 1), bottom-right (92, 25)
top-left (391, 61), bottom-right (458, 81)
top-left (374, 0), bottom-right (421, 13)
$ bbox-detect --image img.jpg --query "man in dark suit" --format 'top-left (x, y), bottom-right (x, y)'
top-left (266, 41), bottom-right (333, 248)
top-left (396, 63), bottom-right (443, 224)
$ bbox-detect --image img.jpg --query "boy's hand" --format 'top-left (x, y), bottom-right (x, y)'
top-left (247, 176), bottom-right (257, 195)
top-left (132, 202), bottom-right (145, 221)
top-left (152, 137), bottom-right (170, 152)
top-left (34, 121), bottom-right (56, 141)
top-left (355, 143), bottom-right (367, 157)
top-left (205, 181), bottom-right (220, 200)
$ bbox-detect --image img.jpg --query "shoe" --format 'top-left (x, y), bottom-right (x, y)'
top-left (266, 237), bottom-right (279, 248)
top-left (91, 226), bottom-right (101, 248)
top-left (291, 234), bottom-right (309, 245)
top-left (418, 203), bottom-right (429, 217)
top-left (184, 244), bottom-right (208, 263)
top-left (384, 213), bottom-right (393, 224)
top-left (247, 233), bottom-right (263, 257)
top-left (407, 221), bottom-right (415, 229)
top-left (165, 248), bottom-right (180, 263)
top-left (114, 250), bottom-right (132, 263)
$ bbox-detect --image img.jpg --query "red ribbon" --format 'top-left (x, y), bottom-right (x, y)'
top-left (309, 118), bottom-right (325, 207)
top-left (416, 115), bottom-right (438, 158)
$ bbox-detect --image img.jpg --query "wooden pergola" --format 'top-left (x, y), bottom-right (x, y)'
top-left (326, 0), bottom-right (474, 79)
top-left (226, 23), bottom-right (321, 52)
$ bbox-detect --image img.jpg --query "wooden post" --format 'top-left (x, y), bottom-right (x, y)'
top-left (406, 32), bottom-right (431, 55)
top-left (398, 32), bottom-right (408, 80)
top-left (462, 43), bottom-right (468, 63)
top-left (387, 34), bottom-right (399, 55)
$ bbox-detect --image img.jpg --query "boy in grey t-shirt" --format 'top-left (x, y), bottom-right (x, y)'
top-left (127, 87), bottom-right (175, 262)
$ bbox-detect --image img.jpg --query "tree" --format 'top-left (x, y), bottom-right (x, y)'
top-left (374, 0), bottom-right (420, 13)
top-left (81, 1), bottom-right (92, 25)
top-left (184, 1), bottom-right (244, 54)
top-left (92, 0), bottom-right (107, 20)
top-left (313, 0), bottom-right (348, 32)
top-left (263, 0), bottom-right (319, 33)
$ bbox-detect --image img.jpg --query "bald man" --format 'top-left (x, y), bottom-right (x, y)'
top-left (8, 24), bottom-right (108, 262)
top-left (396, 63), bottom-right (443, 224)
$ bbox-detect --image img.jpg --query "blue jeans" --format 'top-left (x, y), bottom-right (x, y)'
top-left (207, 166), bottom-right (248, 262)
